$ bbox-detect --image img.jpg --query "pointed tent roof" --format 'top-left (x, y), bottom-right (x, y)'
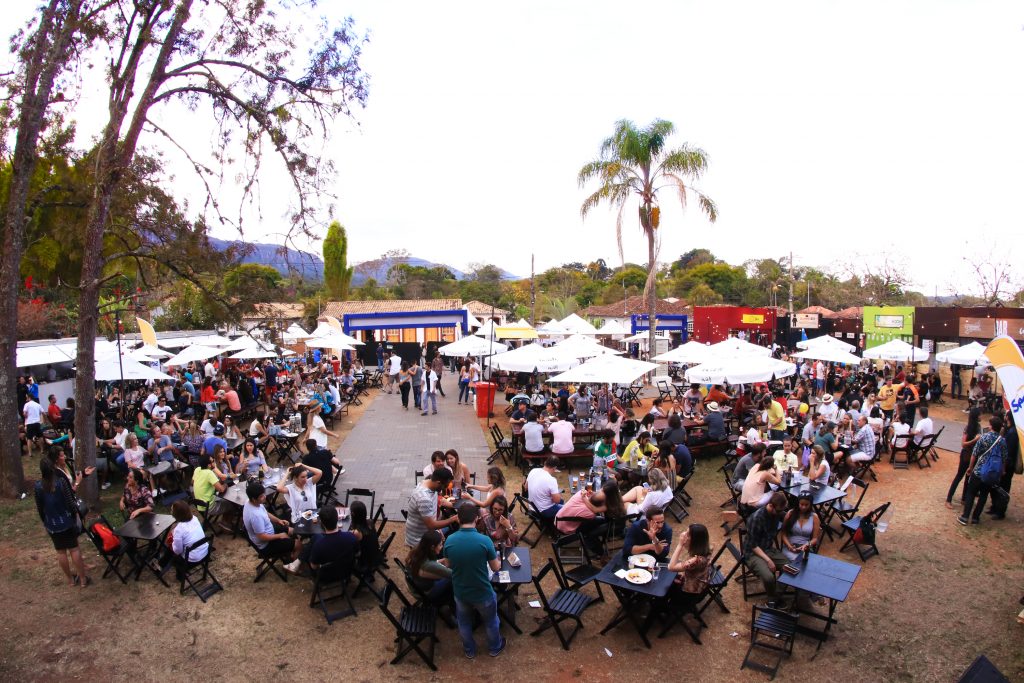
top-left (560, 313), bottom-right (599, 335)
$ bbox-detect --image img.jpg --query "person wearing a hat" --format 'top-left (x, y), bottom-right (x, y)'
top-left (201, 424), bottom-right (228, 457)
top-left (620, 431), bottom-right (658, 468)
top-left (699, 402), bottom-right (728, 442)
top-left (818, 393), bottom-right (838, 422)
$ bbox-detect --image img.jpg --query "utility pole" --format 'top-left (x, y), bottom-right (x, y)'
top-left (530, 253), bottom-right (536, 325)
top-left (788, 252), bottom-right (795, 327)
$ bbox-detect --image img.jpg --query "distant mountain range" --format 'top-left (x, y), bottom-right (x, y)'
top-left (208, 237), bottom-right (520, 285)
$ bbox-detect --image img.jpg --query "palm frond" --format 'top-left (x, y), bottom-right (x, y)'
top-left (662, 173), bottom-right (690, 211)
top-left (696, 190), bottom-right (719, 222)
top-left (656, 146), bottom-right (709, 178)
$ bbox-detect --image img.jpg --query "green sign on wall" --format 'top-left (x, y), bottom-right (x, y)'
top-left (862, 306), bottom-right (914, 348)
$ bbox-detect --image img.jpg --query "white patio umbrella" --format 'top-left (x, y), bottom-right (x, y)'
top-left (304, 334), bottom-right (355, 351)
top-left (512, 318), bottom-right (535, 329)
top-left (791, 348), bottom-right (863, 366)
top-left (619, 331), bottom-right (671, 345)
top-left (595, 319), bottom-right (631, 336)
top-left (685, 357), bottom-right (796, 384)
top-left (653, 341), bottom-right (713, 364)
top-left (554, 334), bottom-right (622, 358)
top-left (230, 347), bottom-right (280, 360)
top-left (164, 344), bottom-right (224, 367)
top-left (547, 355), bottom-right (658, 385)
top-left (93, 355), bottom-right (175, 381)
top-left (559, 313), bottom-right (599, 335)
top-left (438, 335), bottom-right (508, 357)
top-left (935, 341), bottom-right (990, 366)
top-left (796, 334), bottom-right (856, 353)
top-left (133, 343), bottom-right (170, 358)
top-left (862, 339), bottom-right (928, 362)
top-left (536, 319), bottom-right (569, 336)
top-left (707, 337), bottom-right (772, 358)
top-left (486, 343), bottom-right (583, 373)
top-left (309, 324), bottom-right (363, 346)
top-left (223, 335), bottom-right (266, 353)
top-left (16, 344), bottom-right (76, 368)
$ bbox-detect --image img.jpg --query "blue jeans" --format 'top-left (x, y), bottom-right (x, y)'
top-left (539, 503), bottom-right (562, 520)
top-left (455, 594), bottom-right (502, 656)
top-left (421, 391), bottom-right (437, 414)
top-left (458, 381), bottom-right (471, 403)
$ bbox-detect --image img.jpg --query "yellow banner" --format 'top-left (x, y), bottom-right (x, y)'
top-left (136, 317), bottom-right (157, 347)
top-left (741, 314), bottom-right (764, 324)
top-left (984, 335), bottom-right (1024, 464)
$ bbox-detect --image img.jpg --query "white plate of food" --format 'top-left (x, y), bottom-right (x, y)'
top-left (625, 568), bottom-right (653, 585)
top-left (628, 554), bottom-right (656, 569)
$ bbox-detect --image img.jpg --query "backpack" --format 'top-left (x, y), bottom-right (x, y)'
top-left (978, 438), bottom-right (1005, 486)
top-left (853, 519), bottom-right (876, 546)
top-left (92, 521), bottom-right (121, 552)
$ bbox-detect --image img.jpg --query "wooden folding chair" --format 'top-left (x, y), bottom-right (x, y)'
top-left (378, 580), bottom-right (439, 671)
top-left (530, 559), bottom-right (593, 650)
top-left (177, 535), bottom-right (223, 602)
top-left (840, 501), bottom-right (890, 561)
top-left (309, 561), bottom-right (357, 624)
top-left (740, 605), bottom-right (799, 679)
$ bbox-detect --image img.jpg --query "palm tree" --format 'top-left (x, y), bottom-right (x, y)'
top-left (579, 119), bottom-right (717, 354)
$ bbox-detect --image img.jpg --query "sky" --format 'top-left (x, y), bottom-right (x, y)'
top-left (7, 0), bottom-right (1024, 297)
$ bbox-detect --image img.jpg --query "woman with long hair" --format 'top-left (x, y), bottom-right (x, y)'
top-left (405, 529), bottom-right (452, 604)
top-left (780, 492), bottom-right (821, 562)
top-left (482, 495), bottom-right (518, 546)
top-left (34, 452), bottom-right (90, 587)
top-left (808, 444), bottom-right (831, 485)
top-left (398, 361), bottom-right (412, 410)
top-left (457, 361), bottom-right (472, 405)
top-left (460, 466), bottom-right (506, 510)
top-left (276, 464), bottom-right (322, 522)
top-left (445, 449), bottom-right (472, 495)
top-left (120, 468), bottom-right (155, 520)
top-left (667, 523), bottom-right (711, 596)
top-left (236, 439), bottom-right (268, 477)
top-left (349, 500), bottom-right (384, 572)
top-left (946, 407), bottom-right (983, 509)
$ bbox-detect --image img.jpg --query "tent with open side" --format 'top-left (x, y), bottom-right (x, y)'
top-left (861, 338), bottom-right (929, 362)
top-left (796, 334), bottom-right (857, 353)
top-left (684, 356), bottom-right (796, 385)
top-left (547, 354), bottom-right (658, 385)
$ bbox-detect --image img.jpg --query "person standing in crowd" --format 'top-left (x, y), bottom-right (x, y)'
top-left (445, 505), bottom-right (505, 659)
top-left (421, 363), bottom-right (439, 416)
top-left (431, 351), bottom-right (447, 398)
top-left (410, 357), bottom-right (424, 410)
top-left (988, 412), bottom-right (1018, 520)
top-left (376, 344), bottom-right (384, 372)
top-left (23, 393), bottom-right (44, 457)
top-left (958, 416), bottom-right (1008, 526)
top-left (387, 351), bottom-right (402, 395)
top-left (34, 453), bottom-right (91, 588)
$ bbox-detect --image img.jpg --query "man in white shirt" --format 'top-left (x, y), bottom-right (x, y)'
top-left (522, 413), bottom-right (546, 454)
top-left (151, 396), bottom-right (174, 422)
top-left (817, 394), bottom-right (838, 422)
top-left (548, 412), bottom-right (575, 455)
top-left (911, 406), bottom-right (934, 446)
top-left (387, 353), bottom-right (402, 394)
top-left (142, 389), bottom-right (160, 416)
top-left (204, 360), bottom-right (216, 380)
top-left (22, 396), bottom-right (43, 455)
top-left (526, 456), bottom-right (563, 519)
top-left (200, 417), bottom-right (221, 437)
top-left (814, 361), bottom-right (826, 395)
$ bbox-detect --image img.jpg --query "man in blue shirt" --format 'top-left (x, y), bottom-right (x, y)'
top-left (622, 507), bottom-right (672, 562)
top-left (202, 425), bottom-right (228, 457)
top-left (444, 505), bottom-right (504, 659)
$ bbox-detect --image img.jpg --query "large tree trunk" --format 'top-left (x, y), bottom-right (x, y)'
top-left (645, 223), bottom-right (658, 363)
top-left (0, 0), bottom-right (84, 497)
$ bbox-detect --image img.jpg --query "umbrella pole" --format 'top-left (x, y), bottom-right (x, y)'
top-left (116, 307), bottom-right (125, 423)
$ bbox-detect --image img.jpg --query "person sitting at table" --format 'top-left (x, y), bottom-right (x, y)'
top-left (120, 468), bottom-right (154, 519)
top-left (622, 506), bottom-right (672, 562)
top-left (622, 467), bottom-right (674, 516)
top-left (191, 454), bottom-right (227, 516)
top-left (740, 451), bottom-right (780, 508)
top-left (841, 415), bottom-right (876, 471)
top-left (698, 401), bottom-right (728, 443)
top-left (509, 399), bottom-right (534, 425)
top-left (305, 504), bottom-right (359, 580)
top-left (654, 438), bottom-right (688, 481)
top-left (593, 429), bottom-right (617, 470)
top-left (407, 528), bottom-right (453, 605)
top-left (236, 439), bottom-right (269, 477)
top-left (807, 444), bottom-right (831, 485)
top-left (242, 479), bottom-right (302, 574)
top-left (779, 491), bottom-right (821, 562)
top-left (620, 430), bottom-right (658, 468)
top-left (617, 409), bottom-right (641, 456)
top-left (461, 466), bottom-right (507, 511)
top-left (557, 481), bottom-right (624, 557)
top-left (121, 433), bottom-right (148, 474)
top-left (211, 444), bottom-right (234, 481)
top-left (482, 495), bottom-right (519, 547)
top-left (445, 449), bottom-right (473, 495)
top-left (222, 415), bottom-right (242, 444)
top-left (305, 403), bottom-right (338, 452)
top-left (405, 467), bottom-right (457, 548)
top-left (743, 491), bottom-right (790, 604)
top-left (302, 438), bottom-right (343, 493)
top-left (667, 523), bottom-right (712, 599)
top-left (164, 499), bottom-right (208, 580)
top-left (277, 464), bottom-right (323, 522)
top-left (540, 400), bottom-right (559, 423)
top-left (773, 436), bottom-right (801, 472)
top-left (526, 456), bottom-right (563, 520)
top-left (682, 384), bottom-right (704, 416)
top-left (201, 424), bottom-right (227, 458)
top-left (348, 500), bottom-right (384, 574)
top-left (647, 398), bottom-right (666, 419)
top-left (548, 412), bottom-right (575, 455)
top-left (813, 421), bottom-right (841, 466)
top-left (706, 384), bottom-right (732, 407)
top-left (661, 413), bottom-right (687, 449)
top-left (666, 398), bottom-right (685, 419)
top-left (522, 412), bottom-right (547, 456)
top-left (423, 450), bottom-right (450, 478)
top-left (732, 442), bottom-right (766, 490)
top-left (178, 419), bottom-right (205, 462)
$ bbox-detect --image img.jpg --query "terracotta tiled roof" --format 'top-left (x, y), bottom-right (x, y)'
top-left (464, 300), bottom-right (510, 317)
top-left (829, 306), bottom-right (862, 320)
top-left (798, 306), bottom-right (835, 316)
top-left (242, 303), bottom-right (305, 320)
top-left (582, 296), bottom-right (691, 318)
top-left (322, 299), bottom-right (463, 317)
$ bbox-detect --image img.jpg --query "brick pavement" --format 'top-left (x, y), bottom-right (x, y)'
top-left (330, 388), bottom-right (490, 519)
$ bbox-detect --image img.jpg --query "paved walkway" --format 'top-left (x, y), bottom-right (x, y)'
top-left (330, 389), bottom-right (490, 519)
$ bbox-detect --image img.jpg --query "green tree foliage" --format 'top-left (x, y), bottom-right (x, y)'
top-left (223, 263), bottom-right (282, 300)
top-left (459, 263), bottom-right (505, 305)
top-left (671, 248), bottom-right (717, 273)
top-left (670, 262), bottom-right (748, 303)
top-left (153, 282), bottom-right (227, 331)
top-left (322, 220), bottom-right (353, 300)
top-left (388, 263), bottom-right (457, 299)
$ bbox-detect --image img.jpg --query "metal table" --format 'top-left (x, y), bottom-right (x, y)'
top-left (114, 513), bottom-right (175, 586)
top-left (595, 555), bottom-right (676, 648)
top-left (491, 546), bottom-right (532, 634)
top-left (778, 553), bottom-right (860, 650)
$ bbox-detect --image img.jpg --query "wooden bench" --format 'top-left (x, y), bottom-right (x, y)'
top-left (519, 447), bottom-right (595, 474)
top-left (687, 439), bottom-right (730, 459)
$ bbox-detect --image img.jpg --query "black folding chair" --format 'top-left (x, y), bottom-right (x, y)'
top-left (729, 534), bottom-right (767, 601)
top-left (697, 541), bottom-right (740, 616)
top-left (345, 487), bottom-right (376, 515)
top-left (656, 562), bottom-right (715, 643)
top-left (372, 503), bottom-right (389, 539)
top-left (666, 470), bottom-right (694, 522)
top-left (378, 579), bottom-right (439, 671)
top-left (530, 559), bottom-right (593, 650)
top-left (551, 534), bottom-right (604, 603)
top-left (907, 432), bottom-right (938, 469)
top-left (85, 516), bottom-right (137, 584)
top-left (353, 530), bottom-right (396, 601)
top-left (489, 425), bottom-right (514, 465)
top-left (514, 494), bottom-right (556, 548)
top-left (656, 380), bottom-right (673, 402)
top-left (823, 477), bottom-right (869, 534)
top-left (740, 604), bottom-right (799, 680)
top-left (176, 535), bottom-right (223, 602)
top-left (841, 501), bottom-right (890, 562)
top-left (309, 561), bottom-right (357, 624)
top-left (245, 533), bottom-right (289, 583)
top-left (889, 433), bottom-right (914, 469)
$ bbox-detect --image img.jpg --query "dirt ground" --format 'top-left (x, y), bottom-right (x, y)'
top-left (1, 391), bottom-right (1022, 683)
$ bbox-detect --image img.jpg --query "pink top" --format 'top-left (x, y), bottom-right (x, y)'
top-left (555, 490), bottom-right (595, 534)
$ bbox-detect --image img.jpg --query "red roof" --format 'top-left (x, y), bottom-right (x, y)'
top-left (798, 306), bottom-right (835, 316)
top-left (582, 296), bottom-right (691, 317)
top-left (829, 306), bottom-right (862, 320)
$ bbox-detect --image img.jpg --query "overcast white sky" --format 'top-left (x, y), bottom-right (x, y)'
top-left (9, 0), bottom-right (1024, 295)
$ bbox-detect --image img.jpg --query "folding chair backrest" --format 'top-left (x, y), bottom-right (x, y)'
top-left (532, 559), bottom-right (561, 609)
top-left (345, 487), bottom-right (376, 513)
top-left (848, 478), bottom-right (869, 512)
top-left (724, 539), bottom-right (743, 565)
top-left (372, 503), bottom-right (388, 537)
top-left (866, 501), bottom-right (890, 526)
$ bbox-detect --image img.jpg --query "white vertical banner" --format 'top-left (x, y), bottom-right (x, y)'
top-left (984, 335), bottom-right (1024, 464)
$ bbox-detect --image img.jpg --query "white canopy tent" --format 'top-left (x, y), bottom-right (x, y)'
top-left (796, 334), bottom-right (857, 353)
top-left (164, 344), bottom-right (224, 367)
top-left (554, 334), bottom-right (622, 358)
top-left (282, 324), bottom-right (311, 343)
top-left (437, 335), bottom-right (508, 358)
top-left (707, 337), bottom-right (772, 358)
top-left (16, 344), bottom-right (76, 368)
top-left (547, 355), bottom-right (658, 385)
top-left (93, 355), bottom-right (175, 381)
top-left (486, 343), bottom-right (583, 373)
top-left (304, 334), bottom-right (356, 351)
top-left (791, 348), bottom-right (863, 366)
top-left (653, 341), bottom-right (713, 365)
top-left (536, 319), bottom-right (569, 336)
top-left (595, 319), bottom-right (631, 336)
top-left (229, 347), bottom-right (280, 360)
top-left (619, 331), bottom-right (671, 345)
top-left (935, 341), bottom-right (990, 366)
top-left (134, 343), bottom-right (170, 358)
top-left (559, 313), bottom-right (599, 335)
top-left (685, 357), bottom-right (796, 385)
top-left (861, 339), bottom-right (929, 362)
top-left (309, 324), bottom-right (363, 347)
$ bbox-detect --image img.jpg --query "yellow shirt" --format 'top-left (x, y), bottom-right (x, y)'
top-left (767, 400), bottom-right (786, 431)
top-left (879, 384), bottom-right (901, 411)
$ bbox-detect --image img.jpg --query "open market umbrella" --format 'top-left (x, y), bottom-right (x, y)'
top-left (438, 335), bottom-right (508, 357)
top-left (796, 334), bottom-right (857, 353)
top-left (554, 334), bottom-right (622, 358)
top-left (791, 348), bottom-right (863, 366)
top-left (93, 355), bottom-right (175, 381)
top-left (935, 341), bottom-right (990, 366)
top-left (164, 344), bottom-right (224, 367)
top-left (653, 341), bottom-right (713, 364)
top-left (486, 343), bottom-right (583, 373)
top-left (707, 337), bottom-right (772, 358)
top-left (685, 357), bottom-right (796, 384)
top-left (548, 354), bottom-right (658, 385)
top-left (861, 339), bottom-right (928, 362)
top-left (559, 313), bottom-right (599, 335)
top-left (595, 319), bottom-right (631, 336)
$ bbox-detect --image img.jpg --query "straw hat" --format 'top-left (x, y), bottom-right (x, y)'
top-left (821, 394), bottom-right (834, 404)
top-left (706, 401), bottom-right (720, 412)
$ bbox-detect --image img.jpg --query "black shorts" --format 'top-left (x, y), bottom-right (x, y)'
top-left (264, 537), bottom-right (294, 558)
top-left (26, 423), bottom-right (43, 439)
top-left (49, 526), bottom-right (80, 551)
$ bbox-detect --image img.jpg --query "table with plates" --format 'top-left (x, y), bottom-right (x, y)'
top-left (778, 553), bottom-right (860, 648)
top-left (218, 469), bottom-right (287, 536)
top-left (490, 546), bottom-right (532, 634)
top-left (595, 553), bottom-right (676, 648)
top-left (114, 512), bottom-right (176, 585)
top-left (775, 473), bottom-right (847, 539)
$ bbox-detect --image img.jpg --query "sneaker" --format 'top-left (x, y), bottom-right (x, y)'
top-left (101, 482), bottom-right (111, 490)
top-left (464, 651), bottom-right (476, 660)
top-left (956, 516), bottom-right (968, 526)
top-left (432, 411), bottom-right (437, 415)
top-left (489, 638), bottom-right (506, 657)
top-left (421, 412), bottom-right (428, 416)
top-left (989, 513), bottom-right (1006, 520)
top-left (337, 466), bottom-right (346, 475)
top-left (283, 560), bottom-right (302, 574)
top-left (970, 518), bottom-right (980, 524)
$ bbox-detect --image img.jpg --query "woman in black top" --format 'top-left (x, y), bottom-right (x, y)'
top-left (349, 501), bottom-right (383, 573)
top-left (34, 451), bottom-right (91, 587)
top-left (946, 407), bottom-right (982, 508)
